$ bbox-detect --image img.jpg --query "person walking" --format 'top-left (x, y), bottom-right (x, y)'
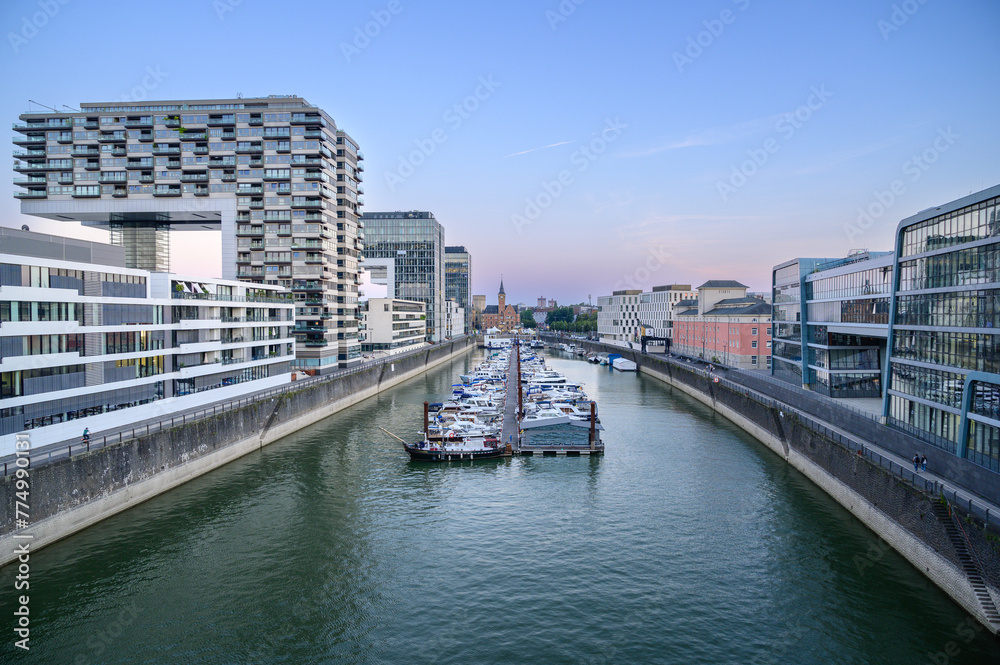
top-left (921, 454), bottom-right (927, 472)
top-left (913, 453), bottom-right (921, 473)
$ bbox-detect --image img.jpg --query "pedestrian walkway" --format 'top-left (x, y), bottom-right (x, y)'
top-left (703, 358), bottom-right (1000, 523)
top-left (500, 344), bottom-right (520, 451)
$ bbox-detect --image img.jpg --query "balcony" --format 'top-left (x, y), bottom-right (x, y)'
top-left (71, 145), bottom-right (100, 157)
top-left (98, 172), bottom-right (127, 184)
top-left (13, 150), bottom-right (47, 159)
top-left (98, 132), bottom-right (128, 143)
top-left (248, 117), bottom-right (263, 126)
top-left (12, 134), bottom-right (45, 146)
top-left (13, 120), bottom-right (71, 132)
top-left (53, 133), bottom-right (74, 143)
top-left (236, 144), bottom-right (263, 153)
top-left (179, 131), bottom-right (208, 141)
top-left (14, 190), bottom-right (47, 199)
top-left (152, 144), bottom-right (181, 155)
top-left (153, 186), bottom-right (181, 197)
top-left (126, 159), bottom-right (154, 169)
top-left (124, 118), bottom-right (154, 128)
top-left (135, 132), bottom-right (154, 142)
top-left (180, 171), bottom-right (208, 182)
top-left (235, 185), bottom-right (263, 194)
top-left (291, 114), bottom-right (323, 125)
top-left (208, 115), bottom-right (236, 126)
top-left (292, 197), bottom-right (322, 208)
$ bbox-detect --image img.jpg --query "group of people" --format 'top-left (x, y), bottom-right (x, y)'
top-left (912, 453), bottom-right (927, 473)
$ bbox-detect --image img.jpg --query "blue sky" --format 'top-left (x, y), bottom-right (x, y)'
top-left (2, 0), bottom-right (998, 304)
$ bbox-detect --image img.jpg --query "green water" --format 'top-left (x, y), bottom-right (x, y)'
top-left (2, 349), bottom-right (999, 664)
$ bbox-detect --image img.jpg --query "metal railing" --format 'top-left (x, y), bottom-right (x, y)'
top-left (704, 364), bottom-right (1000, 531)
top-left (544, 334), bottom-right (1000, 530)
top-left (1, 336), bottom-right (472, 477)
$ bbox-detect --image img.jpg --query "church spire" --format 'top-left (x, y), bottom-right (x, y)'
top-left (498, 276), bottom-right (505, 296)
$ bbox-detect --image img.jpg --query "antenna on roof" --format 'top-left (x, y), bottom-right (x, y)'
top-left (28, 100), bottom-right (59, 113)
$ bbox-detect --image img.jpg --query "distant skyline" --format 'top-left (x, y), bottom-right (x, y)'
top-left (2, 0), bottom-right (998, 303)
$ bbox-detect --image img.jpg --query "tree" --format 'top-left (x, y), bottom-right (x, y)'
top-left (520, 309), bottom-right (537, 329)
top-left (547, 306), bottom-right (575, 324)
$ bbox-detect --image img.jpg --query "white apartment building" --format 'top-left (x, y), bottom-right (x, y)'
top-left (0, 228), bottom-right (293, 456)
top-left (597, 284), bottom-right (696, 346)
top-left (360, 298), bottom-right (426, 354)
top-left (445, 299), bottom-right (465, 338)
top-left (13, 96), bottom-right (363, 372)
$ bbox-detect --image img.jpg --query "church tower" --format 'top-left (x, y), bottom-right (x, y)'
top-left (498, 278), bottom-right (506, 312)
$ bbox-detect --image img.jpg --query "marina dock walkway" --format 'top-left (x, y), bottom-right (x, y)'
top-left (500, 343), bottom-right (520, 452)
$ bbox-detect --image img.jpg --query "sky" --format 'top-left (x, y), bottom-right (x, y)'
top-left (1, 0), bottom-right (998, 305)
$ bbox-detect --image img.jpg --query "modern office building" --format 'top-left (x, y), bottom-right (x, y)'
top-left (359, 298), bottom-right (426, 354)
top-left (0, 227), bottom-right (293, 455)
top-left (361, 211), bottom-right (445, 342)
top-left (471, 294), bottom-right (486, 331)
top-left (671, 281), bottom-right (772, 370)
top-left (444, 245), bottom-right (472, 334)
top-left (12, 95), bottom-right (364, 371)
top-left (884, 185), bottom-right (1000, 472)
top-left (597, 284), bottom-right (696, 345)
top-left (444, 299), bottom-right (465, 338)
top-left (771, 251), bottom-right (892, 398)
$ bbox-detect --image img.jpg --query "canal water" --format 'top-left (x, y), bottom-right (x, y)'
top-left (3, 349), bottom-right (1000, 664)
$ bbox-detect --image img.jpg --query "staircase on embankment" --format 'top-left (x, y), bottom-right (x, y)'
top-left (931, 501), bottom-right (1000, 630)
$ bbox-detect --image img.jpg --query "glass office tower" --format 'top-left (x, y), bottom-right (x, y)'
top-left (885, 185), bottom-right (1000, 472)
top-left (361, 211), bottom-right (445, 341)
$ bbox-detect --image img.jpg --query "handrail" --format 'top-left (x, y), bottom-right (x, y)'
top-left (949, 498), bottom-right (991, 579)
top-left (1, 336), bottom-right (471, 477)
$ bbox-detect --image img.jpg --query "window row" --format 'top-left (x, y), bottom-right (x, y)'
top-left (890, 364), bottom-right (966, 409)
top-left (888, 394), bottom-right (960, 451)
top-left (898, 243), bottom-right (1000, 292)
top-left (895, 289), bottom-right (1000, 328)
top-left (900, 197), bottom-right (1000, 258)
top-left (891, 330), bottom-right (1000, 373)
top-left (807, 264), bottom-right (893, 300)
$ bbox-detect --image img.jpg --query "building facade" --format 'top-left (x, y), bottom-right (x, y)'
top-left (672, 281), bottom-right (772, 370)
top-left (771, 251), bottom-right (892, 398)
top-left (884, 185), bottom-right (1000, 473)
top-left (0, 227), bottom-right (293, 455)
top-left (444, 299), bottom-right (465, 338)
top-left (481, 280), bottom-right (518, 331)
top-left (359, 298), bottom-right (426, 354)
top-left (12, 96), bottom-right (364, 372)
top-left (444, 246), bottom-right (472, 334)
top-left (597, 284), bottom-right (696, 345)
top-left (361, 211), bottom-right (445, 342)
top-left (471, 294), bottom-right (486, 331)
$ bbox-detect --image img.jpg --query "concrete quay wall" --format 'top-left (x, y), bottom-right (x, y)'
top-left (0, 338), bottom-right (475, 566)
top-left (544, 335), bottom-right (1000, 633)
